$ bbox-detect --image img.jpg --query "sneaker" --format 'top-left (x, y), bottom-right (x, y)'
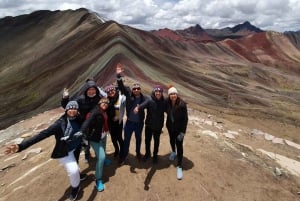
top-left (95, 180), bottom-right (105, 192)
top-left (80, 173), bottom-right (87, 181)
top-left (169, 152), bottom-right (176, 161)
top-left (177, 167), bottom-right (183, 180)
top-left (104, 158), bottom-right (112, 166)
top-left (69, 186), bottom-right (80, 201)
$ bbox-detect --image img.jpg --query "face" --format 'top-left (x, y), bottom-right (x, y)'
top-left (66, 109), bottom-right (78, 117)
top-left (169, 93), bottom-right (177, 102)
top-left (87, 87), bottom-right (97, 97)
top-left (107, 89), bottom-right (116, 97)
top-left (132, 87), bottom-right (141, 97)
top-left (154, 91), bottom-right (162, 100)
top-left (99, 102), bottom-right (109, 110)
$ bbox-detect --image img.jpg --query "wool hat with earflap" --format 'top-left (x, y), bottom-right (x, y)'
top-left (65, 101), bottom-right (79, 111)
top-left (168, 86), bottom-right (178, 95)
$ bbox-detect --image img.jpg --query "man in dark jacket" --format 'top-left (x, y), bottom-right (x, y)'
top-left (135, 85), bottom-right (166, 164)
top-left (116, 63), bottom-right (148, 164)
top-left (5, 101), bottom-right (84, 201)
top-left (61, 79), bottom-right (106, 163)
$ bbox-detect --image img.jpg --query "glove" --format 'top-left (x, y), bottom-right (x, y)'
top-left (62, 88), bottom-right (69, 98)
top-left (60, 135), bottom-right (70, 141)
top-left (82, 139), bottom-right (89, 146)
top-left (177, 132), bottom-right (185, 141)
top-left (73, 131), bottom-right (83, 139)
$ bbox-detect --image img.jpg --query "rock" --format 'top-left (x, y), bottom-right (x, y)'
top-left (202, 130), bottom-right (218, 139)
top-left (285, 140), bottom-right (300, 150)
top-left (274, 167), bottom-right (282, 176)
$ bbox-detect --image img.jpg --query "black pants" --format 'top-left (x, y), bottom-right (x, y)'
top-left (167, 129), bottom-right (183, 167)
top-left (110, 120), bottom-right (124, 157)
top-left (144, 126), bottom-right (161, 157)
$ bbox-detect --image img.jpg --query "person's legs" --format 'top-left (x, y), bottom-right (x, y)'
top-left (153, 130), bottom-right (161, 159)
top-left (134, 122), bottom-right (144, 155)
top-left (90, 140), bottom-right (106, 181)
top-left (58, 150), bottom-right (80, 188)
top-left (110, 121), bottom-right (120, 157)
top-left (122, 121), bottom-right (134, 159)
top-left (176, 138), bottom-right (183, 167)
top-left (143, 126), bottom-right (152, 159)
top-left (116, 121), bottom-right (124, 158)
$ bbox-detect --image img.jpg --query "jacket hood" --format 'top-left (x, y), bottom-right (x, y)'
top-left (84, 80), bottom-right (100, 97)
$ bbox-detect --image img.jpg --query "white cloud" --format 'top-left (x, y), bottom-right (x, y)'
top-left (0, 0), bottom-right (299, 32)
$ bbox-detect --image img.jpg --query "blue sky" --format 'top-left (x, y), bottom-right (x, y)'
top-left (0, 0), bottom-right (299, 32)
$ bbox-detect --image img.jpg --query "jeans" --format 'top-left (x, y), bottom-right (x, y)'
top-left (122, 120), bottom-right (144, 158)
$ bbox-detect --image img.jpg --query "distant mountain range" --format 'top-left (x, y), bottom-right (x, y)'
top-left (0, 8), bottom-right (300, 135)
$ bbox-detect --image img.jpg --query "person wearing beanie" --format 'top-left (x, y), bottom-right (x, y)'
top-left (135, 84), bottom-right (166, 164)
top-left (104, 84), bottom-right (126, 159)
top-left (61, 78), bottom-right (106, 166)
top-left (79, 97), bottom-right (110, 192)
top-left (116, 63), bottom-right (148, 164)
top-left (5, 100), bottom-right (84, 201)
top-left (165, 86), bottom-right (188, 180)
top-left (167, 86), bottom-right (178, 95)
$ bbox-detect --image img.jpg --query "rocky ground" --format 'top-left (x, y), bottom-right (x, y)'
top-left (0, 107), bottom-right (300, 201)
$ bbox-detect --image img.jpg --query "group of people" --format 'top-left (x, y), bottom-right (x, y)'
top-left (4, 63), bottom-right (188, 201)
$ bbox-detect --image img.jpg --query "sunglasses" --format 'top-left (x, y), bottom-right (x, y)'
top-left (132, 87), bottom-right (141, 91)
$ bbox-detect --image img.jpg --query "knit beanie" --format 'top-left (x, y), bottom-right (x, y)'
top-left (98, 97), bottom-right (110, 104)
top-left (65, 101), bottom-right (79, 111)
top-left (168, 87), bottom-right (178, 95)
top-left (132, 83), bottom-right (141, 89)
top-left (153, 85), bottom-right (163, 92)
top-left (104, 84), bottom-right (116, 93)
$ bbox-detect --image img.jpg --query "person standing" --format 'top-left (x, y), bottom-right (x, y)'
top-left (104, 84), bottom-right (126, 159)
top-left (5, 101), bottom-right (84, 201)
top-left (135, 85), bottom-right (166, 164)
top-left (116, 63), bottom-right (148, 164)
top-left (61, 79), bottom-right (106, 164)
top-left (79, 97), bottom-right (110, 192)
top-left (165, 86), bottom-right (188, 180)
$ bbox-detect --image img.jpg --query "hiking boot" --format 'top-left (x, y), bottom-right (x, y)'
top-left (177, 167), bottom-right (183, 180)
top-left (114, 150), bottom-right (119, 158)
top-left (152, 156), bottom-right (158, 164)
top-left (169, 152), bottom-right (176, 161)
top-left (69, 186), bottom-right (80, 201)
top-left (142, 154), bottom-right (150, 162)
top-left (136, 153), bottom-right (143, 161)
top-left (104, 158), bottom-right (112, 166)
top-left (95, 180), bottom-right (105, 192)
top-left (80, 173), bottom-right (87, 181)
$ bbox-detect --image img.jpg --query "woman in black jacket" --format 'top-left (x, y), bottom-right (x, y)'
top-left (80, 97), bottom-right (110, 192)
top-left (165, 86), bottom-right (188, 180)
top-left (5, 101), bottom-right (84, 201)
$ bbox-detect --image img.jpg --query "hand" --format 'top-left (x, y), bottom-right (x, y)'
top-left (5, 144), bottom-right (19, 154)
top-left (82, 139), bottom-right (89, 146)
top-left (177, 132), bottom-right (185, 141)
top-left (60, 136), bottom-right (70, 141)
top-left (116, 63), bottom-right (124, 75)
top-left (63, 88), bottom-right (69, 98)
top-left (133, 104), bottom-right (139, 114)
top-left (73, 131), bottom-right (83, 139)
